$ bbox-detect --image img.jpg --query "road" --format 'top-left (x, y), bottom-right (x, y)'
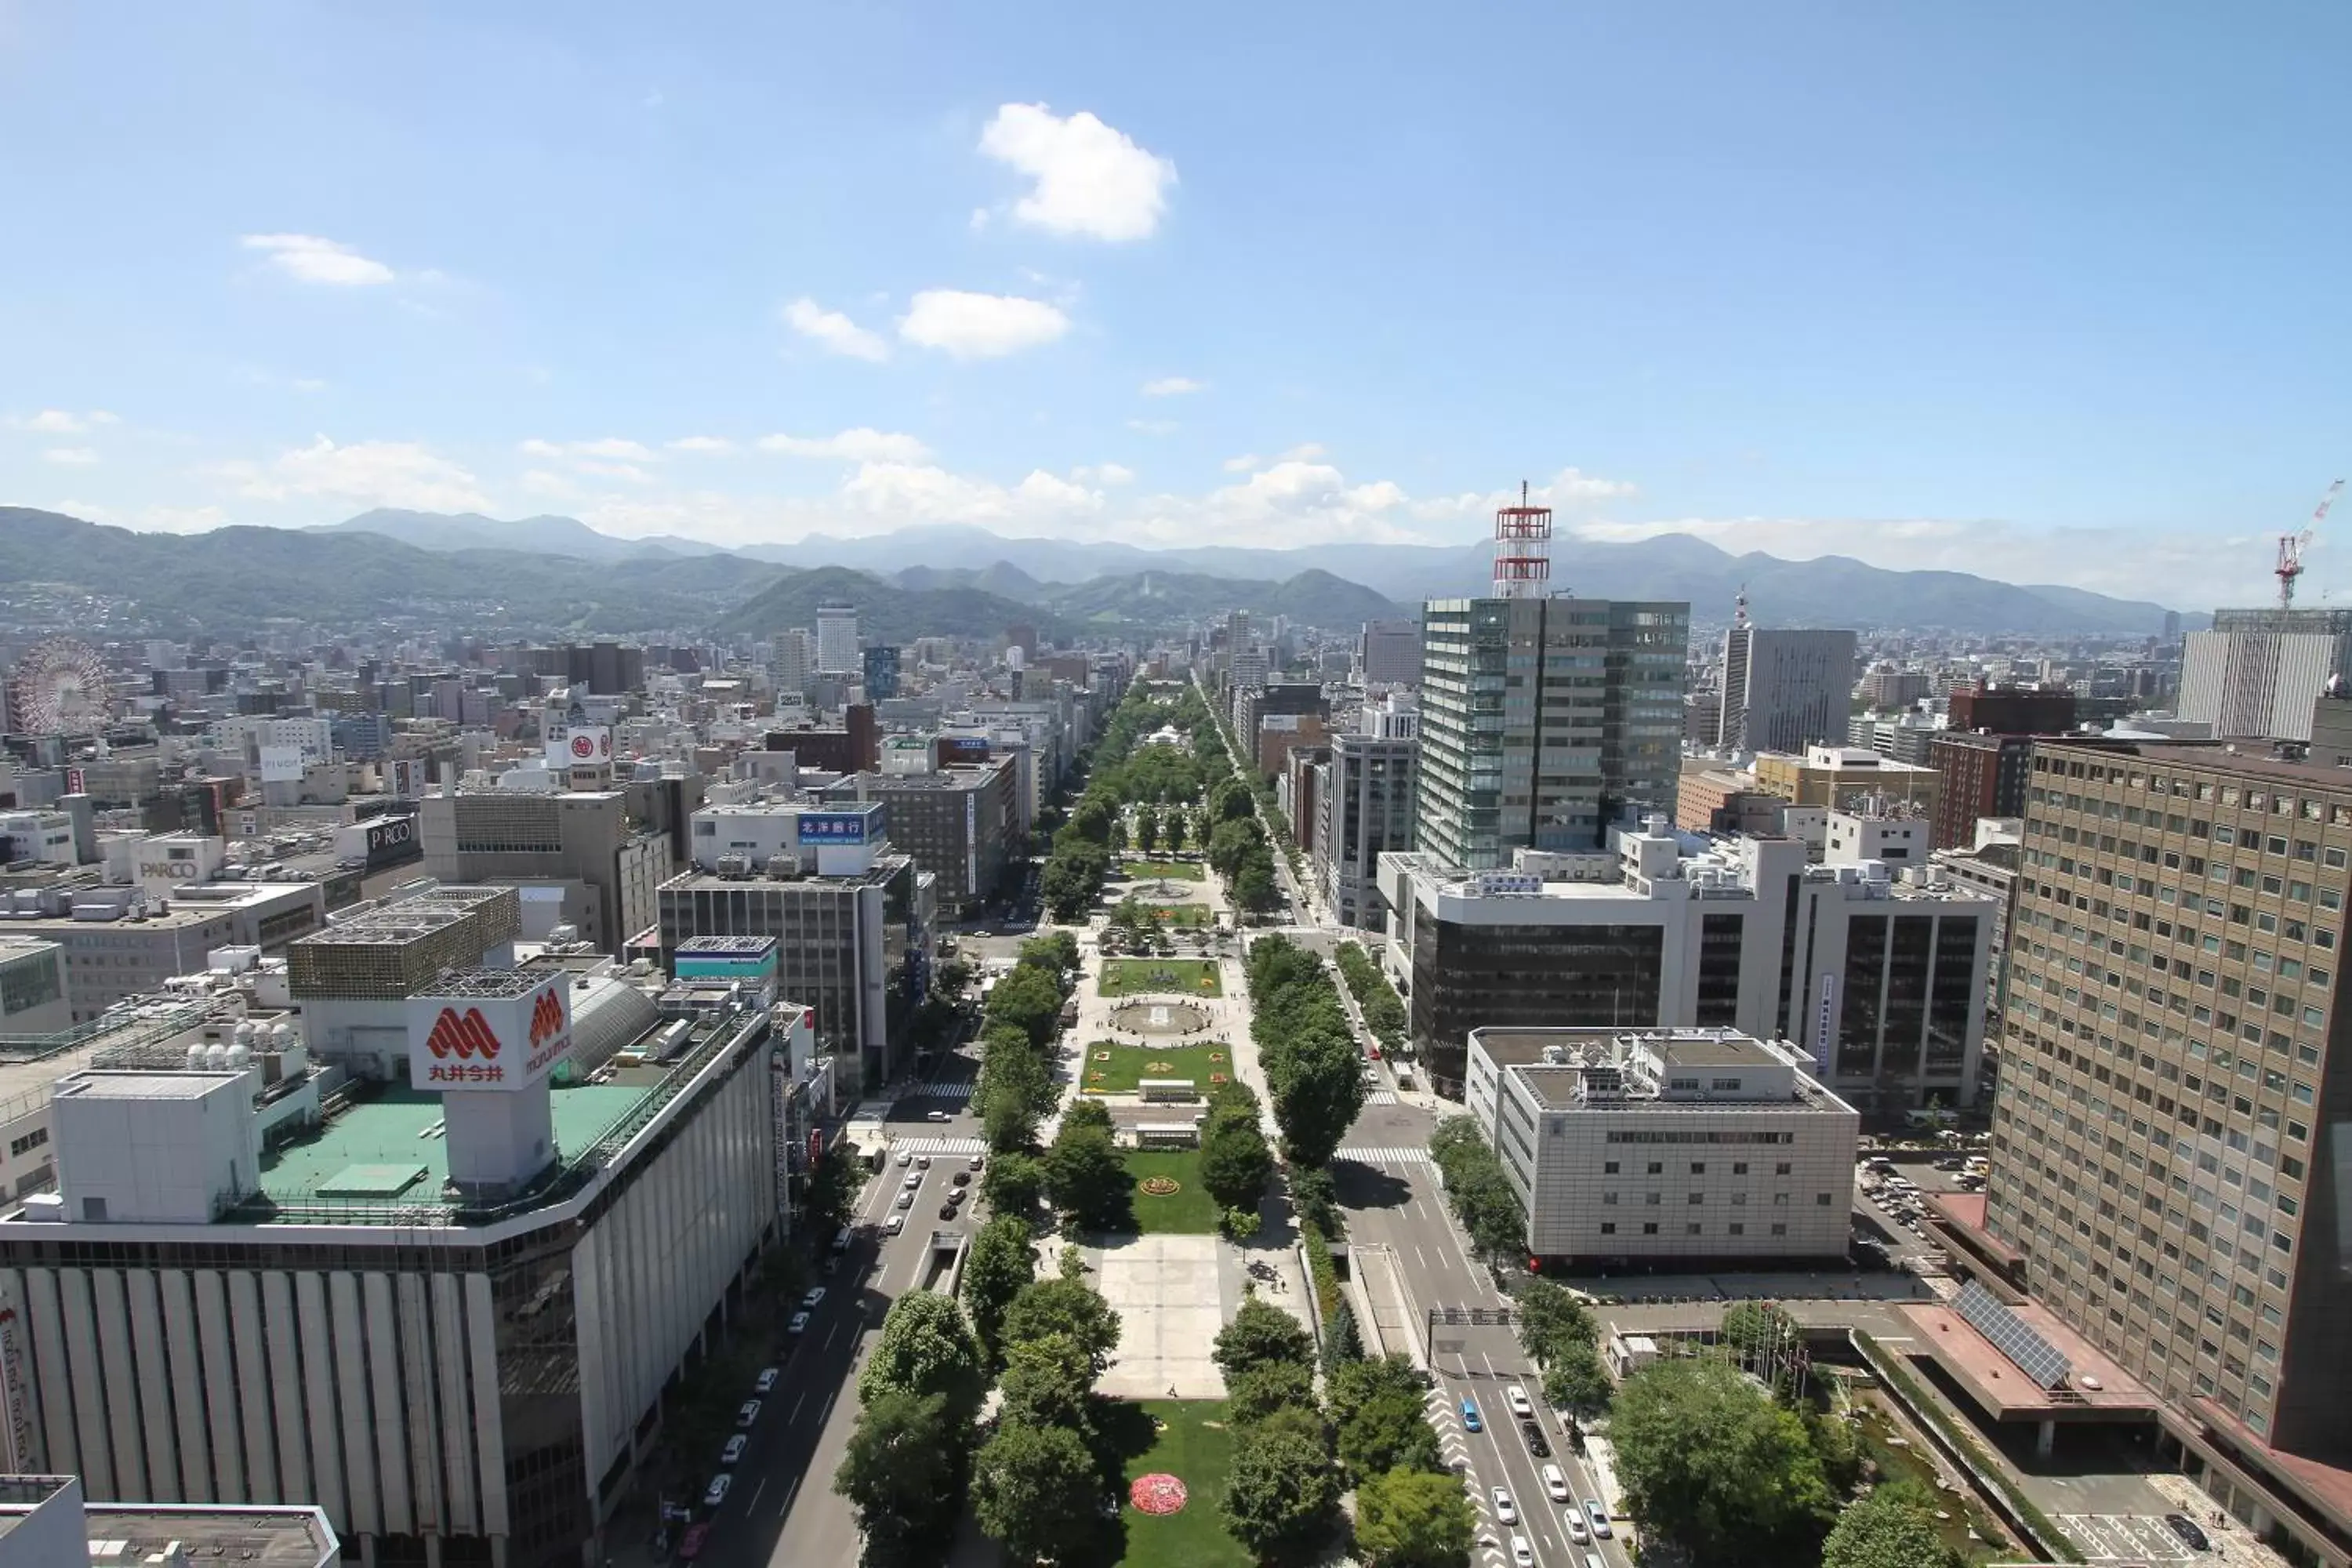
top-left (1338, 1098), bottom-right (1635, 1568)
top-left (673, 1045), bottom-right (989, 1567)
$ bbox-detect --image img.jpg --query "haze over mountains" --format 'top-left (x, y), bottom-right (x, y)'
top-left (322, 508), bottom-right (2194, 635)
top-left (1, 504), bottom-right (2191, 638)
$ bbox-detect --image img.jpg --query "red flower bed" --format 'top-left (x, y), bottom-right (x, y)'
top-left (1130, 1472), bottom-right (1189, 1515)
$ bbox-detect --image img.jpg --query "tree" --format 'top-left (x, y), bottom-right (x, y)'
top-left (800, 1146), bottom-right (861, 1241)
top-left (1001, 1276), bottom-right (1122, 1376)
top-left (1021, 931), bottom-right (1082, 977)
top-left (834, 1389), bottom-right (966, 1568)
top-left (1353, 1465), bottom-right (1476, 1568)
top-left (961, 1214), bottom-right (1036, 1362)
top-left (858, 1293), bottom-right (987, 1428)
top-left (1212, 777), bottom-right (1256, 822)
top-left (1041, 846), bottom-right (1107, 920)
top-left (1066, 797), bottom-right (1115, 844)
top-left (1164, 811), bottom-right (1189, 851)
top-left (1610, 1356), bottom-right (1835, 1566)
top-left (979, 1035), bottom-right (1054, 1124)
top-left (1267, 1031), bottom-right (1365, 1171)
top-left (1135, 808), bottom-right (1160, 853)
top-left (999, 1330), bottom-right (1098, 1433)
top-left (1221, 1421), bottom-right (1340, 1564)
top-left (1232, 858), bottom-right (1279, 914)
top-left (983, 1150), bottom-right (1047, 1218)
top-left (1200, 1109), bottom-right (1274, 1211)
top-left (1044, 1112), bottom-right (1128, 1230)
top-left (972, 1417), bottom-right (1106, 1566)
top-left (986, 964), bottom-right (1065, 1049)
top-left (1335, 1384), bottom-right (1443, 1485)
top-left (1541, 1341), bottom-right (1613, 1417)
top-left (1322, 1302), bottom-right (1364, 1370)
top-left (1214, 1294), bottom-right (1315, 1382)
top-left (1290, 1165), bottom-right (1340, 1239)
top-left (1820, 1483), bottom-right (1965, 1568)
top-left (1514, 1276), bottom-right (1598, 1367)
top-left (1226, 1356), bottom-right (1318, 1428)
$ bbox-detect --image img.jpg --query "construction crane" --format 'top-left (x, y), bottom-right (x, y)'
top-left (2278, 478), bottom-right (2347, 608)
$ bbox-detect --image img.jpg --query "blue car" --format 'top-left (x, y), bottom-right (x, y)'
top-left (1460, 1397), bottom-right (1482, 1432)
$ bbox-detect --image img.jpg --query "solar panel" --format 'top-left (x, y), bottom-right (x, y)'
top-left (1956, 1279), bottom-right (2073, 1390)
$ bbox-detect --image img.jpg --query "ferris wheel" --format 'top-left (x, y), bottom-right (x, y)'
top-left (6, 637), bottom-right (114, 735)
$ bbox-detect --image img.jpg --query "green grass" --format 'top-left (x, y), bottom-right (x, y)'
top-left (1121, 859), bottom-right (1205, 882)
top-left (1080, 1041), bottom-right (1235, 1095)
top-left (1100, 958), bottom-right (1224, 997)
top-left (1120, 1149), bottom-right (1222, 1234)
top-left (1146, 903), bottom-right (1216, 927)
top-left (1105, 1400), bottom-right (1248, 1568)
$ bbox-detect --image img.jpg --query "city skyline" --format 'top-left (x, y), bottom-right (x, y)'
top-left (3, 2), bottom-right (2350, 609)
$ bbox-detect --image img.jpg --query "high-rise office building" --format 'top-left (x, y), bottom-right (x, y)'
top-left (815, 603), bottom-right (859, 675)
top-left (1715, 623), bottom-right (1858, 753)
top-left (1955, 740), bottom-right (2352, 1561)
top-left (1318, 720), bottom-right (1417, 929)
top-left (2179, 607), bottom-right (2352, 742)
top-left (1359, 619), bottom-right (1422, 687)
top-left (1414, 597), bottom-right (1688, 869)
top-left (775, 628), bottom-right (812, 695)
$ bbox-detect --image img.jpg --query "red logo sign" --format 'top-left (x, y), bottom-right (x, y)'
top-left (530, 988), bottom-right (565, 1048)
top-left (426, 1007), bottom-right (502, 1060)
top-left (571, 735), bottom-right (593, 758)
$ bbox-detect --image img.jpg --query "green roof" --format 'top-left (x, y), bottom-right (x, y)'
top-left (257, 1080), bottom-right (655, 1210)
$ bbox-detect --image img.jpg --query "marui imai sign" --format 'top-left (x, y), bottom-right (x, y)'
top-left (406, 978), bottom-right (573, 1093)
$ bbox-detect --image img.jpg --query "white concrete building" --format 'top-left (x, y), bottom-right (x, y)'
top-left (2178, 607), bottom-right (2352, 742)
top-left (1716, 626), bottom-right (1858, 753)
top-left (815, 604), bottom-right (858, 675)
top-left (1465, 1025), bottom-right (1858, 1265)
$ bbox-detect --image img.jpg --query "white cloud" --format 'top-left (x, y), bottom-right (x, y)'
top-left (667, 436), bottom-right (734, 455)
top-left (9, 409), bottom-right (117, 435)
top-left (213, 436), bottom-right (492, 513)
top-left (1073, 463), bottom-right (1135, 487)
top-left (1406, 466), bottom-right (1639, 525)
top-left (898, 290), bottom-right (1069, 359)
top-left (43, 447), bottom-right (97, 465)
top-left (1127, 419), bottom-right (1179, 436)
top-left (1221, 452), bottom-right (1260, 473)
top-left (1141, 376), bottom-right (1204, 397)
top-left (519, 437), bottom-right (658, 462)
top-left (782, 297), bottom-right (891, 362)
top-left (576, 460), bottom-right (656, 483)
top-left (978, 103), bottom-right (1176, 242)
top-left (1279, 442), bottom-right (1327, 463)
top-left (757, 428), bottom-right (933, 463)
top-left (240, 234), bottom-right (397, 286)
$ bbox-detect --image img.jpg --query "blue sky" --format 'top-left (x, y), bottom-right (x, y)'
top-left (2, 1), bottom-right (2347, 608)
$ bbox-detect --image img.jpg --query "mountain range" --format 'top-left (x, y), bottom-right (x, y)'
top-left (321, 510), bottom-right (2194, 635)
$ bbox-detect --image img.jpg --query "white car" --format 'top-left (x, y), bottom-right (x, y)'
top-left (720, 1434), bottom-right (748, 1466)
top-left (1541, 1464), bottom-right (1570, 1503)
top-left (1584, 1499), bottom-right (1612, 1538)
top-left (896, 1149), bottom-right (913, 1167)
top-left (702, 1473), bottom-right (731, 1508)
top-left (1505, 1384), bottom-right (1534, 1419)
top-left (786, 1311), bottom-right (809, 1335)
top-left (916, 1156), bottom-right (932, 1170)
top-left (1510, 1535), bottom-right (1534, 1566)
top-left (735, 1400), bottom-right (761, 1428)
top-left (1491, 1488), bottom-right (1517, 1525)
top-left (1565, 1510), bottom-right (1589, 1544)
top-left (800, 1287), bottom-right (827, 1310)
top-left (884, 1213), bottom-right (906, 1235)
top-left (754, 1367), bottom-right (779, 1394)
top-left (894, 1192), bottom-right (914, 1210)
top-left (902, 1172), bottom-right (923, 1190)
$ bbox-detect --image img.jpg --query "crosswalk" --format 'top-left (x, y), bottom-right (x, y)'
top-left (1363, 1089), bottom-right (1399, 1106)
top-left (905, 1081), bottom-right (975, 1101)
top-left (2056, 1515), bottom-right (2195, 1563)
top-left (890, 1136), bottom-right (986, 1157)
top-left (1337, 1145), bottom-right (1434, 1166)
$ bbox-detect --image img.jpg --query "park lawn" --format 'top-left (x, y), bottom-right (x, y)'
top-left (1080, 1041), bottom-right (1235, 1095)
top-left (1106, 1399), bottom-right (1248, 1568)
top-left (1122, 1149), bottom-right (1222, 1234)
top-left (1121, 859), bottom-right (1206, 882)
top-left (1099, 958), bottom-right (1225, 998)
top-left (1146, 903), bottom-right (1215, 927)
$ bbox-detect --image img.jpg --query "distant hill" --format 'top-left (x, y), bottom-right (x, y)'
top-left (314, 510), bottom-right (2194, 633)
top-left (313, 508), bottom-right (698, 562)
top-left (1039, 567), bottom-right (1406, 630)
top-left (717, 564), bottom-right (1071, 645)
top-left (0, 507), bottom-right (786, 633)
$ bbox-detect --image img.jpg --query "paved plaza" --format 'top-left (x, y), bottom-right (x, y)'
top-left (1090, 1232), bottom-right (1232, 1399)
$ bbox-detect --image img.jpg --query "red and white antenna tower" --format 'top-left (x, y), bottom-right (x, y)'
top-left (1493, 480), bottom-right (1552, 598)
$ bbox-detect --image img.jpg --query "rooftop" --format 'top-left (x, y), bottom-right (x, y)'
top-left (0, 1484), bottom-right (338, 1566)
top-left (1900, 1298), bottom-right (2158, 1420)
top-left (2053, 739), bottom-right (2352, 792)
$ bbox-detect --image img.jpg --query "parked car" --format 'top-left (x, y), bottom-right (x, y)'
top-left (1565, 1509), bottom-right (1589, 1544)
top-left (1505, 1384), bottom-right (1534, 1418)
top-left (1491, 1488), bottom-right (1517, 1525)
top-left (894, 1191), bottom-right (914, 1210)
top-left (940, 1202), bottom-right (959, 1219)
top-left (2165, 1513), bottom-right (2212, 1552)
top-left (735, 1400), bottom-right (761, 1428)
top-left (1459, 1397), bottom-right (1481, 1432)
top-left (884, 1213), bottom-right (906, 1235)
top-left (754, 1367), bottom-right (779, 1393)
top-left (786, 1311), bottom-right (809, 1335)
top-left (1584, 1500), bottom-right (1612, 1539)
top-left (916, 1156), bottom-right (932, 1170)
top-left (720, 1434), bottom-right (748, 1466)
top-left (903, 1172), bottom-right (924, 1190)
top-left (896, 1149), bottom-right (914, 1167)
top-left (800, 1287), bottom-right (826, 1310)
top-left (947, 1186), bottom-right (967, 1205)
top-left (953, 1170), bottom-right (972, 1186)
top-left (969, 1153), bottom-right (985, 1171)
top-left (1541, 1464), bottom-right (1570, 1503)
top-left (702, 1474), bottom-right (731, 1509)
